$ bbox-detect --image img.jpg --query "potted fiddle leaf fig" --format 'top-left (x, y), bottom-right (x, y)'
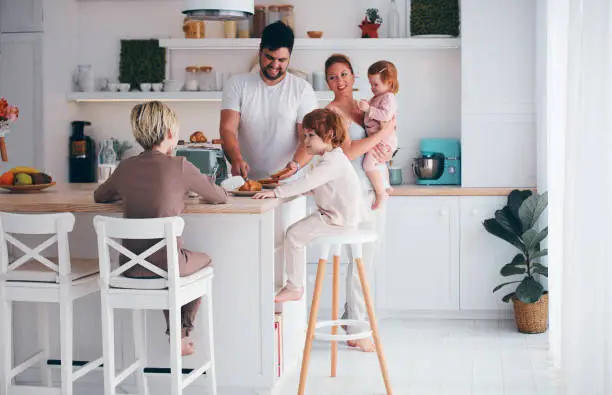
top-left (483, 189), bottom-right (549, 333)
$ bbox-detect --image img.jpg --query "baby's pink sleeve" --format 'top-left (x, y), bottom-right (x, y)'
top-left (368, 93), bottom-right (397, 122)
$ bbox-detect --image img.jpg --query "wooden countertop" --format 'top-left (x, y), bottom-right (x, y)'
top-left (0, 183), bottom-right (536, 214)
top-left (0, 183), bottom-right (289, 214)
top-left (389, 185), bottom-right (536, 196)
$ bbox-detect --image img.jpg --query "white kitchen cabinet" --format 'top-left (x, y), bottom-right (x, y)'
top-left (0, 32), bottom-right (43, 170)
top-left (0, 0), bottom-right (43, 33)
top-left (459, 196), bottom-right (515, 311)
top-left (460, 0), bottom-right (537, 187)
top-left (381, 197), bottom-right (459, 311)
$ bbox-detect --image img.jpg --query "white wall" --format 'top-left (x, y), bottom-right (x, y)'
top-left (56, 0), bottom-right (461, 184)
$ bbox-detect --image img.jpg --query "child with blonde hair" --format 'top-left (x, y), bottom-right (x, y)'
top-left (253, 108), bottom-right (368, 302)
top-left (94, 101), bottom-right (228, 356)
top-left (358, 60), bottom-right (399, 210)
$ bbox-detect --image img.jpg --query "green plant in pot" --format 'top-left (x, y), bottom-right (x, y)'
top-left (483, 189), bottom-right (549, 333)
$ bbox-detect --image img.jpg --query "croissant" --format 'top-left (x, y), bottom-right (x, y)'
top-left (239, 179), bottom-right (262, 192)
top-left (189, 131), bottom-right (207, 143)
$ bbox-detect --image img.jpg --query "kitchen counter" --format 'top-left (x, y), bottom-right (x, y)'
top-left (389, 185), bottom-right (536, 196)
top-left (1, 183), bottom-right (308, 395)
top-left (0, 183), bottom-right (288, 214)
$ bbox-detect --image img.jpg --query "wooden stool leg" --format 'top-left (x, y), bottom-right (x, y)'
top-left (298, 258), bottom-right (327, 395)
top-left (355, 257), bottom-right (392, 395)
top-left (331, 255), bottom-right (340, 377)
top-left (1, 298), bottom-right (13, 394)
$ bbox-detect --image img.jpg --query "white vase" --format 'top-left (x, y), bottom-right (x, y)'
top-left (75, 65), bottom-right (95, 92)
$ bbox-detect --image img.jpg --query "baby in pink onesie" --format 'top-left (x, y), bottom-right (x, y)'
top-left (358, 60), bottom-right (399, 210)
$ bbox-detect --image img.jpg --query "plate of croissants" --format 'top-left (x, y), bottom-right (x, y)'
top-left (230, 179), bottom-right (262, 196)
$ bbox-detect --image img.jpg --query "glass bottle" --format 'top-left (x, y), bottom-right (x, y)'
top-left (387, 0), bottom-right (401, 38)
top-left (97, 138), bottom-right (117, 184)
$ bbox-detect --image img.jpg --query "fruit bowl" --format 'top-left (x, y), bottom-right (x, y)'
top-left (307, 31), bottom-right (323, 38)
top-left (0, 182), bottom-right (56, 193)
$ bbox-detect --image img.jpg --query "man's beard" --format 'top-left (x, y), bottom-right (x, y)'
top-left (261, 62), bottom-right (286, 81)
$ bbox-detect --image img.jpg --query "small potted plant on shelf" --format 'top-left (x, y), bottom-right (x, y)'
top-left (359, 8), bottom-right (383, 38)
top-left (483, 189), bottom-right (549, 333)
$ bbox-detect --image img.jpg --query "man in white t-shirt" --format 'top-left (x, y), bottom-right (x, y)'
top-left (220, 21), bottom-right (318, 180)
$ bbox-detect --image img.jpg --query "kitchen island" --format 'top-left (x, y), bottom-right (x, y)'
top-left (0, 183), bottom-right (307, 395)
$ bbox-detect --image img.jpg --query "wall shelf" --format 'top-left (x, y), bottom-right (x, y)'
top-left (158, 37), bottom-right (461, 51)
top-left (66, 91), bottom-right (336, 103)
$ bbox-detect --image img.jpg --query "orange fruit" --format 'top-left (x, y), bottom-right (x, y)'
top-left (0, 171), bottom-right (14, 185)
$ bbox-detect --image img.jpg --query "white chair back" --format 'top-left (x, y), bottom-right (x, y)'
top-left (93, 216), bottom-right (185, 289)
top-left (0, 212), bottom-right (76, 279)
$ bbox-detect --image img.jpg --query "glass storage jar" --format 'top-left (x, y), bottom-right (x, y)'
top-left (185, 66), bottom-right (199, 91)
top-left (224, 21), bottom-right (237, 38)
top-left (267, 5), bottom-right (280, 25)
top-left (252, 5), bottom-right (266, 38)
top-left (280, 5), bottom-right (294, 31)
top-left (183, 17), bottom-right (205, 39)
top-left (198, 66), bottom-right (217, 91)
top-left (238, 18), bottom-right (250, 38)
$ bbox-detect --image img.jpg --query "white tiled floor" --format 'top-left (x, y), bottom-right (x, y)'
top-left (279, 318), bottom-right (558, 395)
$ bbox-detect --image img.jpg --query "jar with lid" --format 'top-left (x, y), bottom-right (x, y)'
top-left (185, 66), bottom-right (199, 91)
top-left (223, 20), bottom-right (237, 38)
top-left (252, 5), bottom-right (266, 38)
top-left (183, 17), bottom-right (205, 39)
top-left (280, 5), bottom-right (294, 31)
top-left (238, 17), bottom-right (250, 38)
top-left (267, 5), bottom-right (280, 25)
top-left (198, 66), bottom-right (217, 91)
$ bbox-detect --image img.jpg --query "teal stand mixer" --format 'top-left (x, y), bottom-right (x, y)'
top-left (412, 138), bottom-right (461, 185)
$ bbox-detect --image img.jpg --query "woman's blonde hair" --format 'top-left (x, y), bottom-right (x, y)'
top-left (302, 108), bottom-right (347, 148)
top-left (368, 60), bottom-right (399, 94)
top-left (130, 101), bottom-right (178, 150)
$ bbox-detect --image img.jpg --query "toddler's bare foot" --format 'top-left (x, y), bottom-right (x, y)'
top-left (182, 338), bottom-right (195, 356)
top-left (371, 192), bottom-right (388, 210)
top-left (274, 285), bottom-right (304, 303)
top-left (347, 338), bottom-right (376, 352)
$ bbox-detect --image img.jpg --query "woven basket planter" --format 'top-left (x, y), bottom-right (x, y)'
top-left (512, 292), bottom-right (548, 334)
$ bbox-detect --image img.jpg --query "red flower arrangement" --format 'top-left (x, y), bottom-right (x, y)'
top-left (0, 97), bottom-right (19, 124)
top-left (0, 98), bottom-right (19, 161)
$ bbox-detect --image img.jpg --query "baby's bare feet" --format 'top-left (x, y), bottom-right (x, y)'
top-left (274, 285), bottom-right (304, 303)
top-left (371, 192), bottom-right (389, 210)
top-left (182, 338), bottom-right (195, 356)
top-left (347, 338), bottom-right (376, 352)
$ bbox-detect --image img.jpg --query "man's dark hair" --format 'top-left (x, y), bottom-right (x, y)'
top-left (260, 21), bottom-right (294, 53)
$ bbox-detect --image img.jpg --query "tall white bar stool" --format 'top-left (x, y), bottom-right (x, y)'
top-left (297, 229), bottom-right (392, 395)
top-left (93, 216), bottom-right (217, 395)
top-left (0, 212), bottom-right (101, 395)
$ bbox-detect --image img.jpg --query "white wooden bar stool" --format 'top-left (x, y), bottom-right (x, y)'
top-left (93, 216), bottom-right (217, 395)
top-left (0, 212), bottom-right (101, 395)
top-left (297, 229), bottom-right (392, 395)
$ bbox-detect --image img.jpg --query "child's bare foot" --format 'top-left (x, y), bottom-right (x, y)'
top-left (181, 338), bottom-right (195, 356)
top-left (347, 338), bottom-right (376, 352)
top-left (371, 192), bottom-right (388, 210)
top-left (274, 285), bottom-right (304, 303)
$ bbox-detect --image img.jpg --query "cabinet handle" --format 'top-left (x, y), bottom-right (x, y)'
top-left (471, 209), bottom-right (479, 216)
top-left (439, 209), bottom-right (448, 217)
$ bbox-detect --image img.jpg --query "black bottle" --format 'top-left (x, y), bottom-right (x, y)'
top-left (69, 121), bottom-right (97, 183)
